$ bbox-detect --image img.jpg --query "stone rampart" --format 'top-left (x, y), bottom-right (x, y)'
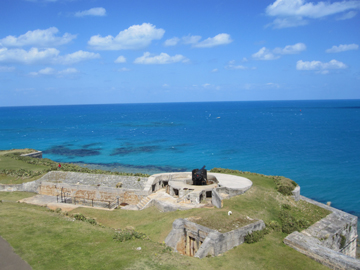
top-left (39, 171), bottom-right (147, 190)
top-left (165, 218), bottom-right (265, 258)
top-left (20, 151), bottom-right (42, 159)
top-left (39, 182), bottom-right (147, 205)
top-left (284, 196), bottom-right (359, 269)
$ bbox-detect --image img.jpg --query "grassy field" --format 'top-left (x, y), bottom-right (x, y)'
top-left (0, 151), bottom-right (332, 269)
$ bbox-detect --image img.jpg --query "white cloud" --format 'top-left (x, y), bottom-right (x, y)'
top-left (88, 23), bottom-right (165, 50)
top-left (253, 43), bottom-right (306, 60)
top-left (162, 83), bottom-right (169, 87)
top-left (193, 33), bottom-right (232, 48)
top-left (182, 35), bottom-right (202, 45)
top-left (134, 52), bottom-right (188, 64)
top-left (0, 27), bottom-right (76, 47)
top-left (0, 47), bottom-right (60, 64)
top-left (164, 37), bottom-right (180, 46)
top-left (211, 68), bottom-right (218, 72)
top-left (118, 67), bottom-right (130, 72)
top-left (252, 47), bottom-right (280, 60)
top-left (225, 60), bottom-right (249, 69)
top-left (0, 66), bottom-right (15, 72)
top-left (114, 56), bottom-right (126, 63)
top-left (30, 67), bottom-right (78, 76)
top-left (326, 43), bottom-right (358, 53)
top-left (266, 0), bottom-right (360, 18)
top-left (0, 47), bottom-right (100, 65)
top-left (266, 0), bottom-right (360, 28)
top-left (58, 50), bottom-right (100, 65)
top-left (268, 16), bottom-right (309, 28)
top-left (336, 10), bottom-right (357, 20)
top-left (273, 43), bottom-right (306, 54)
top-left (75, 7), bottom-right (106, 17)
top-left (296, 59), bottom-right (347, 73)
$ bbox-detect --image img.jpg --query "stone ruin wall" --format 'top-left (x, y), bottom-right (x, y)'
top-left (285, 196), bottom-right (359, 269)
top-left (39, 182), bottom-right (147, 205)
top-left (165, 218), bottom-right (266, 258)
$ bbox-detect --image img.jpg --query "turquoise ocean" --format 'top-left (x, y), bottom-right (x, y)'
top-left (1, 100), bottom-right (359, 221)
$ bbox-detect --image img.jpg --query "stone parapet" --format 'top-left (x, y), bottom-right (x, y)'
top-left (284, 232), bottom-right (360, 270)
top-left (20, 151), bottom-right (42, 159)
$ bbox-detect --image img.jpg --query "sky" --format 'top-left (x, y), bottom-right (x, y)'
top-left (0, 0), bottom-right (359, 106)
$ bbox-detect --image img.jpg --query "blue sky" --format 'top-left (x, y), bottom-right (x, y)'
top-left (0, 0), bottom-right (359, 106)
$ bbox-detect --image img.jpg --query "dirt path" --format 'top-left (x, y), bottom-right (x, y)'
top-left (0, 236), bottom-right (32, 270)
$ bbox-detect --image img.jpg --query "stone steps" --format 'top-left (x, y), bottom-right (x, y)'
top-left (136, 196), bottom-right (152, 210)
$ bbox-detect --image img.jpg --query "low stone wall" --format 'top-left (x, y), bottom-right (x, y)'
top-left (0, 179), bottom-right (42, 193)
top-left (20, 151), bottom-right (42, 159)
top-left (165, 218), bottom-right (265, 258)
top-left (284, 232), bottom-right (360, 270)
top-left (39, 182), bottom-right (147, 205)
top-left (39, 171), bottom-right (147, 190)
top-left (284, 196), bottom-right (359, 269)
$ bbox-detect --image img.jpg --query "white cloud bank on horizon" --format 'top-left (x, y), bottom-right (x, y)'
top-left (75, 7), bottom-right (106, 17)
top-left (253, 43), bottom-right (306, 60)
top-left (164, 33), bottom-right (232, 48)
top-left (0, 47), bottom-right (100, 65)
top-left (88, 23), bottom-right (165, 50)
top-left (134, 52), bottom-right (188, 64)
top-left (326, 43), bottom-right (358, 53)
top-left (266, 0), bottom-right (360, 28)
top-left (0, 27), bottom-right (76, 48)
top-left (29, 67), bottom-right (78, 76)
top-left (296, 59), bottom-right (347, 74)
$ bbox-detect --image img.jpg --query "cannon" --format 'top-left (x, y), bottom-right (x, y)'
top-left (192, 166), bottom-right (207, 185)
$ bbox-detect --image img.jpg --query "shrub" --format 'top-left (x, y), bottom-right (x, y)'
top-left (277, 185), bottom-right (294, 196)
top-left (267, 220), bottom-right (281, 232)
top-left (113, 229), bottom-right (147, 242)
top-left (244, 229), bottom-right (268, 244)
top-left (74, 213), bottom-right (87, 221)
top-left (282, 204), bottom-right (291, 210)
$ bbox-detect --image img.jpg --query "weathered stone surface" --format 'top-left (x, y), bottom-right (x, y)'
top-left (165, 218), bottom-right (265, 258)
top-left (39, 182), bottom-right (147, 205)
top-left (284, 196), bottom-right (359, 269)
top-left (284, 232), bottom-right (360, 270)
top-left (211, 188), bottom-right (223, 208)
top-left (292, 186), bottom-right (300, 201)
top-left (20, 151), bottom-right (42, 158)
top-left (39, 171), bottom-right (147, 190)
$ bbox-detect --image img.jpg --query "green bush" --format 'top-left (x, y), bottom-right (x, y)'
top-left (277, 185), bottom-right (294, 196)
top-left (113, 229), bottom-right (147, 242)
top-left (74, 213), bottom-right (87, 221)
top-left (267, 220), bottom-right (281, 232)
top-left (244, 229), bottom-right (268, 244)
top-left (282, 204), bottom-right (291, 210)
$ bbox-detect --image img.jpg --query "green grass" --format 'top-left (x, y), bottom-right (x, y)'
top-left (0, 153), bottom-right (332, 269)
top-left (0, 192), bottom-right (329, 270)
